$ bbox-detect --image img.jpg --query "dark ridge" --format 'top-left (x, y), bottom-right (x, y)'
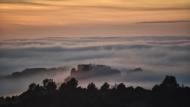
top-left (11, 68), bottom-right (47, 77)
top-left (0, 67), bottom-right (68, 80)
top-left (0, 75), bottom-right (190, 107)
top-left (70, 64), bottom-right (121, 79)
top-left (69, 64), bottom-right (143, 80)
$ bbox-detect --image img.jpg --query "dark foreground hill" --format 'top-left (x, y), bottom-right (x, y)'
top-left (0, 75), bottom-right (190, 107)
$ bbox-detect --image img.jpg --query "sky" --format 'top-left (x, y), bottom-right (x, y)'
top-left (0, 0), bottom-right (190, 40)
top-left (0, 0), bottom-right (190, 96)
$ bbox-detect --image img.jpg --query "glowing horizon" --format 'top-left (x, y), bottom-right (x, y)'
top-left (0, 0), bottom-right (190, 40)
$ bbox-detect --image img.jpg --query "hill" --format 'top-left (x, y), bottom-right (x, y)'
top-left (0, 75), bottom-right (189, 107)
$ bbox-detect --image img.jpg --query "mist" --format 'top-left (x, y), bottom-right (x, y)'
top-left (0, 36), bottom-right (190, 96)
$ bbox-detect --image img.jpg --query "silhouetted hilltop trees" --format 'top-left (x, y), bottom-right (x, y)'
top-left (0, 75), bottom-right (190, 107)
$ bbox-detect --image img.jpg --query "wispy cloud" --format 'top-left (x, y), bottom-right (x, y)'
top-left (1, 0), bottom-right (190, 11)
top-left (0, 0), bottom-right (50, 6)
top-left (139, 20), bottom-right (190, 24)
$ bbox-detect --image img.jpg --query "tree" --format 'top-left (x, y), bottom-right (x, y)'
top-left (100, 82), bottom-right (110, 92)
top-left (28, 83), bottom-right (37, 91)
top-left (117, 83), bottom-right (126, 91)
top-left (59, 78), bottom-right (78, 91)
top-left (160, 75), bottom-right (179, 88)
top-left (87, 83), bottom-right (97, 92)
top-left (66, 78), bottom-right (78, 89)
top-left (42, 79), bottom-right (57, 91)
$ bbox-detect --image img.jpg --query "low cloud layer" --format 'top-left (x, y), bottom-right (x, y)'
top-left (0, 36), bottom-right (190, 96)
top-left (0, 36), bottom-right (190, 74)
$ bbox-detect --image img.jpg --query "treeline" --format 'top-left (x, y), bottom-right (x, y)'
top-left (0, 76), bottom-right (190, 107)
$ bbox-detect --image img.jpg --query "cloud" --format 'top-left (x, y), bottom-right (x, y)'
top-left (0, 0), bottom-right (50, 6)
top-left (1, 0), bottom-right (190, 10)
top-left (0, 36), bottom-right (190, 96)
top-left (139, 20), bottom-right (190, 24)
top-left (68, 5), bottom-right (190, 11)
top-left (0, 36), bottom-right (190, 74)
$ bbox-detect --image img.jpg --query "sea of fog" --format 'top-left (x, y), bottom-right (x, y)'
top-left (0, 36), bottom-right (190, 96)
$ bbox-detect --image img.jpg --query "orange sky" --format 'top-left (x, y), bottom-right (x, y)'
top-left (0, 0), bottom-right (190, 40)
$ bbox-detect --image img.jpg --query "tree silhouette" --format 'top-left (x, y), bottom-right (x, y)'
top-left (43, 79), bottom-right (57, 91)
top-left (100, 82), bottom-right (110, 92)
top-left (66, 78), bottom-right (78, 88)
top-left (59, 78), bottom-right (78, 91)
top-left (87, 82), bottom-right (97, 92)
top-left (117, 83), bottom-right (126, 91)
top-left (160, 75), bottom-right (179, 89)
top-left (0, 75), bottom-right (190, 107)
top-left (28, 83), bottom-right (37, 91)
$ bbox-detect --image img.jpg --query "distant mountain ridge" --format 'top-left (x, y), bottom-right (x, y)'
top-left (0, 64), bottom-right (142, 80)
top-left (0, 67), bottom-right (68, 80)
top-left (69, 64), bottom-right (143, 80)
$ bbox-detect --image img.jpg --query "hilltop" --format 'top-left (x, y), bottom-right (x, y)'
top-left (0, 75), bottom-right (190, 107)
